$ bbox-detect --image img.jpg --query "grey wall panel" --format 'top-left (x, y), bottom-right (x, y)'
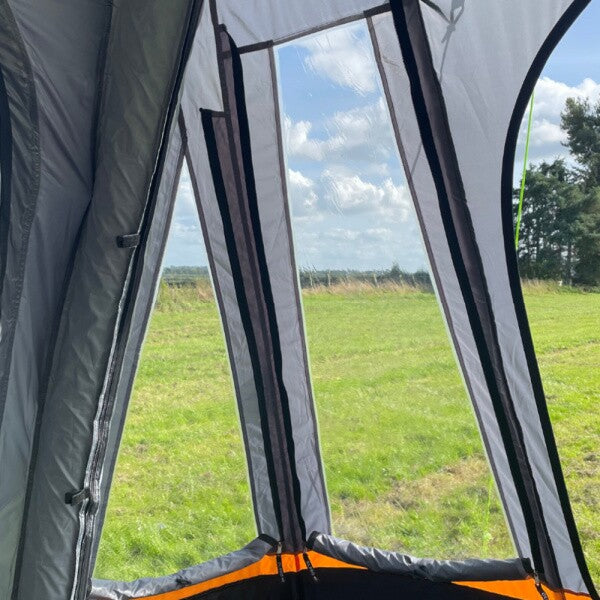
top-left (241, 48), bottom-right (330, 536)
top-left (180, 3), bottom-right (279, 540)
top-left (216, 0), bottom-right (387, 47)
top-left (14, 3), bottom-right (196, 599)
top-left (420, 0), bottom-right (591, 593)
top-left (88, 124), bottom-right (185, 575)
top-left (183, 119), bottom-right (276, 539)
top-left (91, 537), bottom-right (273, 600)
top-left (368, 10), bottom-right (527, 558)
top-left (0, 2), bottom-right (109, 598)
top-left (0, 3), bottom-right (39, 596)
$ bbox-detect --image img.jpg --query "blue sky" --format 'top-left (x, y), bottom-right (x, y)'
top-left (164, 4), bottom-right (600, 270)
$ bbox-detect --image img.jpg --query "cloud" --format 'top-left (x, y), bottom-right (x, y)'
top-left (284, 98), bottom-right (394, 163)
top-left (296, 24), bottom-right (377, 95)
top-left (322, 170), bottom-right (411, 221)
top-left (519, 77), bottom-right (600, 162)
top-left (288, 168), bottom-right (320, 220)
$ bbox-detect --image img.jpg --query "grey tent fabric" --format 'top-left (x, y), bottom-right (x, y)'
top-left (310, 533), bottom-right (530, 582)
top-left (0, 2), bottom-right (202, 599)
top-left (0, 0), bottom-right (596, 599)
top-left (88, 121), bottom-right (187, 575)
top-left (90, 537), bottom-right (274, 600)
top-left (0, 2), bottom-right (39, 594)
top-left (215, 0), bottom-right (387, 47)
top-left (0, 1), bottom-right (110, 597)
top-left (180, 0), bottom-right (329, 548)
top-left (417, 1), bottom-right (589, 592)
top-left (366, 7), bottom-right (531, 561)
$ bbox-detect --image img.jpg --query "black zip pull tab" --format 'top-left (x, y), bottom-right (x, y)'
top-left (534, 572), bottom-right (549, 600)
top-left (303, 547), bottom-right (319, 583)
top-left (275, 541), bottom-right (285, 583)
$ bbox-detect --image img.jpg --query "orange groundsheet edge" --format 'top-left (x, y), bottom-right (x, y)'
top-left (140, 551), bottom-right (365, 600)
top-left (455, 578), bottom-right (591, 600)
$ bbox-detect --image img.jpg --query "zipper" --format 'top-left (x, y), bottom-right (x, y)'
top-left (302, 547), bottom-right (318, 583)
top-left (69, 3), bottom-right (203, 598)
top-left (534, 572), bottom-right (550, 600)
top-left (275, 541), bottom-right (286, 583)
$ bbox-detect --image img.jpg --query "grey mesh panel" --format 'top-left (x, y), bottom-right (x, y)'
top-left (90, 537), bottom-right (273, 600)
top-left (180, 9), bottom-right (278, 538)
top-left (89, 124), bottom-right (185, 573)
top-left (311, 534), bottom-right (529, 582)
top-left (241, 48), bottom-right (330, 537)
top-left (216, 0), bottom-right (387, 47)
top-left (368, 9), bottom-right (527, 559)
top-left (420, 1), bottom-right (588, 593)
top-left (0, 2), bottom-right (110, 597)
top-left (13, 4), bottom-right (195, 599)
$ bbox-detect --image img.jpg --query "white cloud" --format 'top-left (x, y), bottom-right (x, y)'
top-left (288, 168), bottom-right (320, 220)
top-left (296, 24), bottom-right (377, 95)
top-left (519, 77), bottom-right (600, 162)
top-left (284, 98), bottom-right (393, 163)
top-left (322, 170), bottom-right (411, 221)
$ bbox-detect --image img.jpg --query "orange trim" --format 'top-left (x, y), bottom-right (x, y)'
top-left (141, 551), bottom-right (364, 600)
top-left (455, 578), bottom-right (591, 600)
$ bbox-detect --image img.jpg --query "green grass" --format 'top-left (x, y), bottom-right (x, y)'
top-left (94, 283), bottom-right (600, 585)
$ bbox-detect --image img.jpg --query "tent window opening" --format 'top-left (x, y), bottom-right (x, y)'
top-left (93, 160), bottom-right (255, 581)
top-left (513, 5), bottom-right (600, 583)
top-left (275, 20), bottom-right (514, 560)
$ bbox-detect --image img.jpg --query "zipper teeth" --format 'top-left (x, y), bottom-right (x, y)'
top-left (70, 4), bottom-right (202, 597)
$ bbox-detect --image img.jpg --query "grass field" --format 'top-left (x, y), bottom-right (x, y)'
top-left (94, 282), bottom-right (600, 584)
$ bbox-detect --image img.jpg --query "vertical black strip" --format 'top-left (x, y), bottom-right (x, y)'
top-left (206, 4), bottom-right (306, 549)
top-left (501, 1), bottom-right (597, 597)
top-left (366, 13), bottom-right (522, 555)
top-left (228, 35), bottom-right (307, 547)
top-left (201, 109), bottom-right (287, 543)
top-left (0, 66), bottom-right (12, 312)
top-left (389, 0), bottom-right (560, 585)
top-left (185, 132), bottom-right (266, 536)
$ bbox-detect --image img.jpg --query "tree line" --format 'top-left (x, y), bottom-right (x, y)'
top-left (515, 96), bottom-right (600, 286)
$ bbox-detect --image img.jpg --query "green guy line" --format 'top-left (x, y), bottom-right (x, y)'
top-left (515, 91), bottom-right (535, 250)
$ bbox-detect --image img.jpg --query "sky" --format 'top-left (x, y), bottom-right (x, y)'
top-left (163, 3), bottom-right (600, 270)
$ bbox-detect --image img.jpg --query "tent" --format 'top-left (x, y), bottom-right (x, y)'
top-left (0, 0), bottom-right (596, 599)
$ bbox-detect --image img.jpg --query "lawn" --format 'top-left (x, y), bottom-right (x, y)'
top-left (94, 283), bottom-right (600, 585)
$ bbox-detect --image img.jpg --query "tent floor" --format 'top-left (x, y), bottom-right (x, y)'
top-left (189, 568), bottom-right (520, 600)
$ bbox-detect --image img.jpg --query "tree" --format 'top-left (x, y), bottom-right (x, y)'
top-left (515, 160), bottom-right (583, 283)
top-left (561, 98), bottom-right (600, 285)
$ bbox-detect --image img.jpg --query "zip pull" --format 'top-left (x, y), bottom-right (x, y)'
top-left (302, 548), bottom-right (319, 583)
top-left (275, 541), bottom-right (286, 583)
top-left (533, 572), bottom-right (550, 600)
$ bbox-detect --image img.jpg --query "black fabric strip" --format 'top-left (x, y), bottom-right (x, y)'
top-left (228, 32), bottom-right (307, 548)
top-left (201, 108), bottom-right (286, 545)
top-left (116, 233), bottom-right (140, 248)
top-left (0, 65), bottom-right (12, 318)
top-left (207, 10), bottom-right (306, 550)
top-left (500, 1), bottom-right (597, 597)
top-left (185, 134), bottom-right (265, 537)
top-left (389, 0), bottom-right (559, 584)
top-left (238, 40), bottom-right (274, 55)
top-left (365, 14), bottom-right (521, 552)
top-left (235, 3), bottom-right (391, 54)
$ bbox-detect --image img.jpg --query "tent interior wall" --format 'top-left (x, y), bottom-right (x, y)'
top-left (0, 1), bottom-right (596, 600)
